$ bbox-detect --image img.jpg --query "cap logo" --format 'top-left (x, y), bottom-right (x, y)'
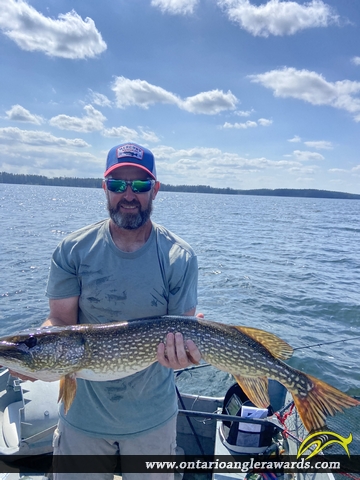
top-left (116, 144), bottom-right (144, 161)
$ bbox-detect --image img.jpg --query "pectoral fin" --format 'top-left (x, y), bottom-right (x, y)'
top-left (233, 374), bottom-right (270, 408)
top-left (58, 374), bottom-right (77, 414)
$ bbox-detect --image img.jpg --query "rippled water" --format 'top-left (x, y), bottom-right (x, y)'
top-left (1, 184), bottom-right (360, 398)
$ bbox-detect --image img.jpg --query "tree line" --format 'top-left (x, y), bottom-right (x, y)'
top-left (1, 171), bottom-right (360, 200)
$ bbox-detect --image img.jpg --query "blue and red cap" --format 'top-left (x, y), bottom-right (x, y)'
top-left (104, 143), bottom-right (157, 179)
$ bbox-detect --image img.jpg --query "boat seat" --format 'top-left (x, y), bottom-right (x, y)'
top-left (2, 401), bottom-right (22, 448)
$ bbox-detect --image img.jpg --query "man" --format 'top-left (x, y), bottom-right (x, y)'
top-left (43, 143), bottom-right (201, 479)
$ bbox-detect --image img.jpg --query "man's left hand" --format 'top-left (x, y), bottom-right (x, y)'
top-left (157, 332), bottom-right (202, 369)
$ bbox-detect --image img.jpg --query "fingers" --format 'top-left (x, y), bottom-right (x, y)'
top-left (185, 339), bottom-right (201, 365)
top-left (157, 333), bottom-right (201, 369)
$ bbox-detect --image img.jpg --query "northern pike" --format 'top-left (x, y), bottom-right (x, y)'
top-left (0, 316), bottom-right (358, 432)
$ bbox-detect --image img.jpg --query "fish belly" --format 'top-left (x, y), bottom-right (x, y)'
top-left (76, 363), bottom-right (154, 381)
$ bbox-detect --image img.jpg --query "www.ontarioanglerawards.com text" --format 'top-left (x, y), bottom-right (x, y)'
top-left (145, 457), bottom-right (342, 473)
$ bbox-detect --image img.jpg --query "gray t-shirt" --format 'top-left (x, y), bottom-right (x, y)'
top-left (45, 220), bottom-right (198, 438)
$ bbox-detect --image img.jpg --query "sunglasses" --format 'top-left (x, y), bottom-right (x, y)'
top-left (105, 178), bottom-right (155, 194)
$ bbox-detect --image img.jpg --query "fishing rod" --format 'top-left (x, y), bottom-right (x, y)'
top-left (293, 335), bottom-right (360, 351)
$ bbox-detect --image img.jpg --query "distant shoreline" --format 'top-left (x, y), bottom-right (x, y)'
top-left (1, 171), bottom-right (360, 200)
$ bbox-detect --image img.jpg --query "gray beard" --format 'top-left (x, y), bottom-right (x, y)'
top-left (107, 198), bottom-right (153, 230)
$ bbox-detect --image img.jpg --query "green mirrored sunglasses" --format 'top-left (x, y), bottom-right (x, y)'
top-left (105, 179), bottom-right (155, 193)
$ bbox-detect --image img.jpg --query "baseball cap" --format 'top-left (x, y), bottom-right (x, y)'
top-left (104, 143), bottom-right (157, 179)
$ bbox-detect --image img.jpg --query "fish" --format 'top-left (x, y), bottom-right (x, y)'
top-left (0, 315), bottom-right (358, 432)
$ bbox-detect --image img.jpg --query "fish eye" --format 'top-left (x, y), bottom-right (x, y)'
top-left (23, 337), bottom-right (37, 349)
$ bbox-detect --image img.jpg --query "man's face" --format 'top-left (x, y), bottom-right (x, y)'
top-left (104, 166), bottom-right (159, 230)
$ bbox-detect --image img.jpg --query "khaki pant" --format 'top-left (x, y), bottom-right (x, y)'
top-left (52, 416), bottom-right (177, 480)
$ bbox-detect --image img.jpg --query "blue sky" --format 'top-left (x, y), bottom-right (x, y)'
top-left (1, 0), bottom-right (360, 193)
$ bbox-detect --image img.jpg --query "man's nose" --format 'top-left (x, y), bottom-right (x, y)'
top-left (122, 184), bottom-right (137, 199)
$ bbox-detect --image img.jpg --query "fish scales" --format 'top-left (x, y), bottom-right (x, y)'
top-left (0, 315), bottom-right (358, 432)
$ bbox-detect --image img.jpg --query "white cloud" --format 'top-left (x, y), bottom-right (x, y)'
top-left (0, 0), bottom-right (106, 59)
top-left (217, 0), bottom-right (339, 37)
top-left (235, 109), bottom-right (255, 117)
top-left (151, 0), bottom-right (199, 15)
top-left (329, 168), bottom-right (348, 173)
top-left (0, 127), bottom-right (89, 147)
top-left (223, 118), bottom-right (272, 128)
top-left (0, 146), bottom-right (100, 178)
top-left (351, 57), bottom-right (360, 66)
top-left (6, 104), bottom-right (43, 125)
top-left (112, 77), bottom-right (180, 109)
top-left (112, 76), bottom-right (238, 114)
top-left (288, 135), bottom-right (301, 142)
top-left (223, 120), bottom-right (257, 129)
top-left (138, 128), bottom-right (160, 143)
top-left (289, 166), bottom-right (318, 174)
top-left (49, 105), bottom-right (106, 132)
top-left (249, 67), bottom-right (360, 121)
top-left (293, 150), bottom-right (325, 161)
top-left (295, 176), bottom-right (315, 183)
top-left (101, 126), bottom-right (160, 143)
top-left (258, 118), bottom-right (273, 126)
top-left (102, 126), bottom-right (139, 141)
top-left (304, 140), bottom-right (333, 150)
top-left (152, 145), bottom-right (300, 181)
top-left (182, 90), bottom-right (238, 114)
top-left (88, 90), bottom-right (112, 108)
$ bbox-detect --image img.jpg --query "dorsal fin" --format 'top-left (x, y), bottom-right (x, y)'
top-left (234, 326), bottom-right (293, 360)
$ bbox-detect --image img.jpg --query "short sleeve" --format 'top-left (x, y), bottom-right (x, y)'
top-left (154, 224), bottom-right (198, 315)
top-left (45, 243), bottom-right (81, 299)
top-left (167, 252), bottom-right (198, 315)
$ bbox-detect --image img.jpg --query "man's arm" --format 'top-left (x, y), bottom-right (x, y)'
top-left (156, 308), bottom-right (203, 370)
top-left (42, 296), bottom-right (79, 327)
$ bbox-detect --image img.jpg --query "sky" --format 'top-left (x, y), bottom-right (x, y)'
top-left (0, 0), bottom-right (360, 193)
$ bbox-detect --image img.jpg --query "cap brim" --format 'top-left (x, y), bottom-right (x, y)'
top-left (104, 163), bottom-right (156, 179)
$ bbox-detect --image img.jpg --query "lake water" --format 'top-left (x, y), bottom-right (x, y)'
top-left (1, 183), bottom-right (359, 401)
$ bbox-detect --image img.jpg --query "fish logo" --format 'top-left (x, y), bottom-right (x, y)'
top-left (117, 144), bottom-right (144, 160)
top-left (297, 430), bottom-right (353, 459)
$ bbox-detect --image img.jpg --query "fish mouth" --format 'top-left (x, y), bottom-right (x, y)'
top-left (0, 341), bottom-right (30, 361)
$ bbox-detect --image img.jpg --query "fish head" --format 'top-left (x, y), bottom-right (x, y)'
top-left (0, 327), bottom-right (85, 381)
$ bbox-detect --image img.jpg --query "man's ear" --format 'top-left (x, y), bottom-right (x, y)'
top-left (153, 181), bottom-right (161, 199)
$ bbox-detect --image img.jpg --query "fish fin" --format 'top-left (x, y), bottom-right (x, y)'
top-left (233, 374), bottom-right (270, 408)
top-left (234, 326), bottom-right (293, 360)
top-left (291, 373), bottom-right (360, 433)
top-left (58, 374), bottom-right (77, 414)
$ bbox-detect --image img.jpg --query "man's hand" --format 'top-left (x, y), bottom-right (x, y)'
top-left (157, 311), bottom-right (204, 369)
top-left (157, 332), bottom-right (202, 369)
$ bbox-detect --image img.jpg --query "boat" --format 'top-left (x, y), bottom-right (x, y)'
top-left (0, 365), bottom-right (358, 479)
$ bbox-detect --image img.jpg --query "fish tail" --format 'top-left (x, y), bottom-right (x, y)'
top-left (291, 373), bottom-right (359, 432)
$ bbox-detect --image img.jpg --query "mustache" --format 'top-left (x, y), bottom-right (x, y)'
top-left (117, 200), bottom-right (141, 209)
